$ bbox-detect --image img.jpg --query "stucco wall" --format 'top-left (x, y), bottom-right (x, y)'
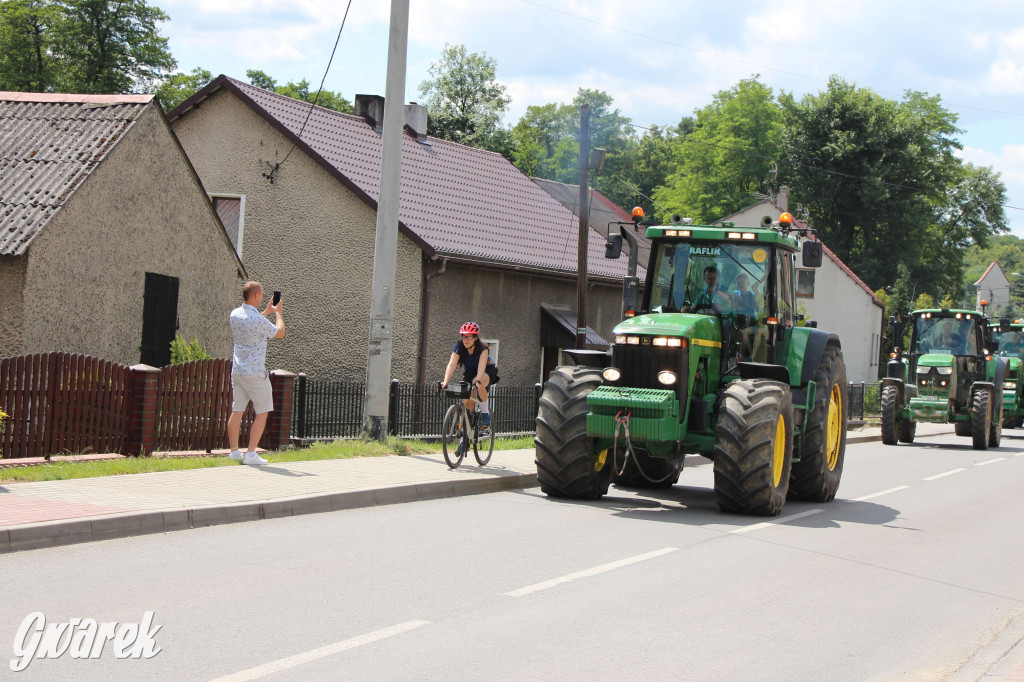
top-left (427, 262), bottom-right (623, 386)
top-left (799, 257), bottom-right (884, 383)
top-left (20, 103), bottom-right (241, 364)
top-left (172, 89), bottom-right (422, 380)
top-left (0, 255), bottom-right (26, 358)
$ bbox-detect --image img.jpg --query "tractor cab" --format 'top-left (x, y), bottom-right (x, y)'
top-left (989, 319), bottom-right (1024, 429)
top-left (907, 309), bottom-right (989, 404)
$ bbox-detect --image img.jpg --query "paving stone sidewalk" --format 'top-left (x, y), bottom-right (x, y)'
top-left (0, 423), bottom-right (949, 554)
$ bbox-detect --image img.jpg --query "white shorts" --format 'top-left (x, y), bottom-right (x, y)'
top-left (232, 373), bottom-right (274, 414)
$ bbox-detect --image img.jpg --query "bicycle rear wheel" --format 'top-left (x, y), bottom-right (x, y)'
top-left (474, 416), bottom-right (495, 465)
top-left (441, 404), bottom-right (465, 469)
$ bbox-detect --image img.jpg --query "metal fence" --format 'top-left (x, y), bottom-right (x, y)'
top-left (292, 376), bottom-right (542, 442)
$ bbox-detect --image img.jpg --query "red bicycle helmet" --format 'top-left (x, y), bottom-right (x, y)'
top-left (460, 321), bottom-right (480, 335)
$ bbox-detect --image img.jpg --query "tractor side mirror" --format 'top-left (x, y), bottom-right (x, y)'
top-left (605, 233), bottom-right (623, 259)
top-left (802, 241), bottom-right (823, 268)
top-left (1000, 318), bottom-right (1012, 333)
top-left (989, 340), bottom-right (1000, 352)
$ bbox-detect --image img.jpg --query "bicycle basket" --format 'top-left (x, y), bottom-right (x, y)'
top-left (444, 382), bottom-right (472, 399)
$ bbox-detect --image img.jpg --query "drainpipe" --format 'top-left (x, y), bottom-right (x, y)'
top-left (418, 257), bottom-right (448, 387)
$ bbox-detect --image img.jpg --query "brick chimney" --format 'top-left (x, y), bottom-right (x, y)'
top-left (354, 94), bottom-right (384, 130)
top-left (778, 185), bottom-right (790, 211)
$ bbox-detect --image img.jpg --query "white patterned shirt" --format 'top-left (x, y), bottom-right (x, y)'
top-left (230, 304), bottom-right (279, 376)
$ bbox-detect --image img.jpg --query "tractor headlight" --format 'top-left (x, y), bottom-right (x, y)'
top-left (936, 366), bottom-right (953, 375)
top-left (1004, 381), bottom-right (1017, 390)
top-left (917, 366), bottom-right (930, 375)
top-left (615, 335), bottom-right (626, 345)
top-left (657, 371), bottom-right (677, 385)
top-left (652, 336), bottom-right (684, 347)
top-left (603, 367), bottom-right (622, 382)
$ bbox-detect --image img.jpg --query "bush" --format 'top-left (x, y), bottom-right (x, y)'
top-left (0, 406), bottom-right (7, 457)
top-left (863, 383), bottom-right (881, 415)
top-left (170, 334), bottom-right (212, 364)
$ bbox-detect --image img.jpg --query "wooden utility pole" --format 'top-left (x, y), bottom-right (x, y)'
top-left (575, 103), bottom-right (590, 350)
top-left (361, 0), bottom-right (409, 440)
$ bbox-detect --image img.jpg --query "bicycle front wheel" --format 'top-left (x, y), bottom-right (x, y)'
top-left (441, 404), bottom-right (465, 469)
top-left (474, 417), bottom-right (495, 466)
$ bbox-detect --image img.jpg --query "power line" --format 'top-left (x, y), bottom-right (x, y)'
top-left (264, 0), bottom-right (354, 183)
top-left (516, 0), bottom-right (1023, 119)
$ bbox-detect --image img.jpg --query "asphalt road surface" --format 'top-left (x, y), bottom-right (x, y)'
top-left (4, 431), bottom-right (1024, 681)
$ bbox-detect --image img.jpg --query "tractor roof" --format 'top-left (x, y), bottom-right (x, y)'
top-left (645, 224), bottom-right (801, 249)
top-left (912, 308), bottom-right (984, 318)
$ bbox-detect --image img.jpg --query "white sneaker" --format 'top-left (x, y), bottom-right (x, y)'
top-left (229, 450), bottom-right (243, 461)
top-left (242, 452), bottom-right (268, 466)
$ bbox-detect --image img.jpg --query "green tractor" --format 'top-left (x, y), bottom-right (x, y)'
top-left (880, 309), bottom-right (1007, 449)
top-left (989, 318), bottom-right (1024, 429)
top-left (535, 212), bottom-right (847, 516)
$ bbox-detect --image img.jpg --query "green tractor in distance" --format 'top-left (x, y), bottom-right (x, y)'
top-left (989, 318), bottom-right (1024, 429)
top-left (880, 309), bottom-right (1007, 449)
top-left (535, 212), bottom-right (847, 516)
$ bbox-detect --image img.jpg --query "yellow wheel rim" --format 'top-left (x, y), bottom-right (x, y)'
top-left (594, 449), bottom-right (608, 472)
top-left (772, 414), bottom-right (786, 487)
top-left (826, 383), bottom-right (843, 470)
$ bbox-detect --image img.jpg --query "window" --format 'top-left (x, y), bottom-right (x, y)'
top-left (775, 251), bottom-right (795, 326)
top-left (210, 194), bottom-right (246, 256)
top-left (797, 269), bottom-right (815, 298)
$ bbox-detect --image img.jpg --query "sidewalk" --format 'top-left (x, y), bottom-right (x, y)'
top-left (0, 422), bottom-right (947, 555)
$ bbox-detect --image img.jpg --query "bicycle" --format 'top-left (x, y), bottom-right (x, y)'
top-left (437, 381), bottom-right (495, 469)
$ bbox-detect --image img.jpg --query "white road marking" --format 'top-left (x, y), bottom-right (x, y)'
top-left (728, 508), bottom-right (824, 534)
top-left (923, 469), bottom-right (966, 481)
top-left (975, 457), bottom-right (1006, 466)
top-left (207, 620), bottom-right (431, 682)
top-left (505, 547), bottom-right (678, 597)
top-left (851, 486), bottom-right (910, 501)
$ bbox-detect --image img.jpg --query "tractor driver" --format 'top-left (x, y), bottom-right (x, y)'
top-left (686, 265), bottom-right (732, 313)
top-left (931, 320), bottom-right (964, 353)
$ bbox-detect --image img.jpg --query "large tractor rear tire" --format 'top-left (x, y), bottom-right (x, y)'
top-left (713, 379), bottom-right (793, 516)
top-left (613, 447), bottom-right (682, 488)
top-left (972, 390), bottom-right (991, 450)
top-left (880, 385), bottom-right (899, 445)
top-left (791, 344), bottom-right (847, 501)
top-left (897, 419), bottom-right (916, 443)
top-left (535, 366), bottom-right (613, 499)
top-left (989, 398), bottom-right (1002, 448)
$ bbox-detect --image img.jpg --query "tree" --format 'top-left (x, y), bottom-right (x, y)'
top-left (245, 69), bottom-right (353, 114)
top-left (51, 0), bottom-right (175, 93)
top-left (418, 43), bottom-right (510, 153)
top-left (653, 77), bottom-right (781, 223)
top-left (0, 0), bottom-right (56, 91)
top-left (154, 66), bottom-right (212, 111)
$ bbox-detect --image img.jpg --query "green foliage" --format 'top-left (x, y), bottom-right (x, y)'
top-left (417, 44), bottom-right (510, 153)
top-left (154, 66), bottom-right (212, 111)
top-left (0, 0), bottom-right (175, 93)
top-left (653, 77), bottom-right (781, 223)
top-left (169, 334), bottom-right (211, 364)
top-left (245, 69), bottom-right (353, 114)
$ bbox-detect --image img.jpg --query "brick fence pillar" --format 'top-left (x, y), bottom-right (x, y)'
top-left (126, 364), bottom-right (161, 456)
top-left (265, 370), bottom-right (297, 451)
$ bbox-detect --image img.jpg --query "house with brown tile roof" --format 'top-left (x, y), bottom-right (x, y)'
top-left (715, 187), bottom-right (885, 382)
top-left (974, 261), bottom-right (1010, 314)
top-left (0, 92), bottom-right (244, 365)
top-left (167, 75), bottom-right (631, 385)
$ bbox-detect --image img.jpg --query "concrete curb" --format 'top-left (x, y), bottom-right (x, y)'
top-left (0, 472), bottom-right (538, 554)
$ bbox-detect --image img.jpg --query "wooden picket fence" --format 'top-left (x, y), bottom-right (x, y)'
top-left (0, 353), bottom-right (131, 459)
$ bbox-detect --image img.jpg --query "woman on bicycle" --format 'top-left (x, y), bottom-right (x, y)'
top-left (441, 321), bottom-right (499, 429)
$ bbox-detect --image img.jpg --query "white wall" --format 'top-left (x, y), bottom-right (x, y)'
top-left (798, 254), bottom-right (883, 383)
top-left (976, 263), bottom-right (1010, 313)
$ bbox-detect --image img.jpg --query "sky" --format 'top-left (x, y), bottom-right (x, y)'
top-left (158, 0), bottom-right (1024, 235)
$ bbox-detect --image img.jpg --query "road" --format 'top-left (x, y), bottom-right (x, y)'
top-left (4, 431), bottom-right (1024, 681)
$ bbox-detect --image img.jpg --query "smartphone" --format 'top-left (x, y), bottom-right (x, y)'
top-left (272, 290), bottom-right (282, 305)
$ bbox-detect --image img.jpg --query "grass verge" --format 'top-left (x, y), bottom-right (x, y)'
top-left (0, 435), bottom-right (535, 484)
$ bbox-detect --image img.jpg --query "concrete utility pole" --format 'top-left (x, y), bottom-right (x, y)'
top-left (361, 0), bottom-right (409, 440)
top-left (575, 103), bottom-right (590, 350)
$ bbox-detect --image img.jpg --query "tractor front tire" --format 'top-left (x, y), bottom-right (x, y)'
top-left (713, 379), bottom-right (793, 516)
top-left (897, 418), bottom-right (916, 443)
top-left (955, 421), bottom-right (972, 437)
top-left (613, 447), bottom-right (682, 488)
top-left (880, 385), bottom-right (899, 445)
top-left (791, 344), bottom-right (847, 501)
top-left (972, 390), bottom-right (991, 451)
top-left (535, 366), bottom-right (612, 499)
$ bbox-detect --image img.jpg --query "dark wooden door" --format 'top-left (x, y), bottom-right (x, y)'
top-left (140, 272), bottom-right (179, 367)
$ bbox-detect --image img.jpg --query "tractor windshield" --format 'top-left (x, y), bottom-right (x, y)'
top-left (648, 241), bottom-right (770, 318)
top-left (915, 316), bottom-right (980, 356)
top-left (994, 329), bottom-right (1024, 357)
